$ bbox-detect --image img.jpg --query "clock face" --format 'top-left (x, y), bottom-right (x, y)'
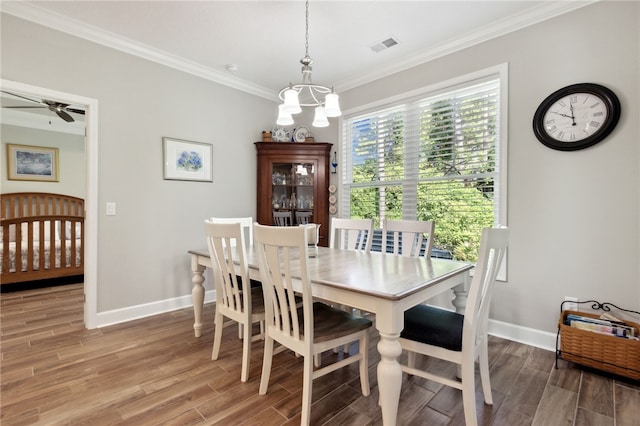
top-left (533, 83), bottom-right (621, 151)
top-left (542, 93), bottom-right (608, 142)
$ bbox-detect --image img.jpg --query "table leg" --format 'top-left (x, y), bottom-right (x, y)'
top-left (452, 272), bottom-right (470, 314)
top-left (191, 260), bottom-right (206, 337)
top-left (377, 331), bottom-right (403, 426)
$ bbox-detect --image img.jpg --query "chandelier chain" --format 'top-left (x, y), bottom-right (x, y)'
top-left (304, 0), bottom-right (309, 58)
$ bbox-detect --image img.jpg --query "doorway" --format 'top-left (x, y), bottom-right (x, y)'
top-left (1, 79), bottom-right (98, 328)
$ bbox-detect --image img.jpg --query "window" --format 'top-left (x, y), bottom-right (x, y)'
top-left (340, 65), bottom-right (507, 262)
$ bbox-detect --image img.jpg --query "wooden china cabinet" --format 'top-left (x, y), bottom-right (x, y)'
top-left (255, 142), bottom-right (332, 247)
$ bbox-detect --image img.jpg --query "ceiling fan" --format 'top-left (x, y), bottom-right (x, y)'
top-left (1, 90), bottom-right (85, 123)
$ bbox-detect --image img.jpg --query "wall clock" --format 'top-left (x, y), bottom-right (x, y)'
top-left (532, 83), bottom-right (621, 151)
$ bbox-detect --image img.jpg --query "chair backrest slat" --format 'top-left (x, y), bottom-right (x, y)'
top-left (273, 211), bottom-right (293, 226)
top-left (210, 216), bottom-right (253, 247)
top-left (295, 210), bottom-right (313, 225)
top-left (382, 219), bottom-right (435, 258)
top-left (329, 218), bottom-right (374, 252)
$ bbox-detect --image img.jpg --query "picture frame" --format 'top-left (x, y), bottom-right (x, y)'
top-left (162, 137), bottom-right (213, 182)
top-left (7, 144), bottom-right (59, 182)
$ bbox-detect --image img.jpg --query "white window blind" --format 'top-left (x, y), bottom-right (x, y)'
top-left (341, 71), bottom-right (505, 262)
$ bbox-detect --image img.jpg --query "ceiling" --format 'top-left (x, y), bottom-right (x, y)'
top-left (2, 1), bottom-right (593, 101)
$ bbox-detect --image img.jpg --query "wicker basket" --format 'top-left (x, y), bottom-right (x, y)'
top-left (558, 309), bottom-right (640, 380)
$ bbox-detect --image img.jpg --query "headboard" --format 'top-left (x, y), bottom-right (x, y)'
top-left (1, 192), bottom-right (85, 285)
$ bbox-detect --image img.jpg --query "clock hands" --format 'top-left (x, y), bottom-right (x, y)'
top-left (551, 111), bottom-right (573, 119)
top-left (568, 101), bottom-right (577, 126)
top-left (551, 101), bottom-right (577, 126)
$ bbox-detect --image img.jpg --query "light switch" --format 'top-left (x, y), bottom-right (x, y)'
top-left (106, 202), bottom-right (117, 216)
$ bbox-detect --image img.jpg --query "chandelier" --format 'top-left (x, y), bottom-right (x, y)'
top-left (276, 0), bottom-right (341, 128)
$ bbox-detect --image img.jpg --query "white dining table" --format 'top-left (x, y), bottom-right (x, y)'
top-left (188, 246), bottom-right (473, 426)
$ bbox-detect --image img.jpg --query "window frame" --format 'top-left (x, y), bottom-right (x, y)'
top-left (339, 63), bottom-right (508, 278)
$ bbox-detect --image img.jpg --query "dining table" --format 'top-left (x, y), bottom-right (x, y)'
top-left (188, 245), bottom-right (473, 426)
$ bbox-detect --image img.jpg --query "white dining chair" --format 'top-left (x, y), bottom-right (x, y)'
top-left (204, 220), bottom-right (265, 383)
top-left (273, 210), bottom-right (293, 226)
top-left (295, 210), bottom-right (313, 225)
top-left (329, 217), bottom-right (374, 252)
top-left (253, 224), bottom-right (372, 426)
top-left (210, 216), bottom-right (260, 339)
top-left (382, 218), bottom-right (435, 258)
top-left (398, 226), bottom-right (509, 426)
top-left (210, 216), bottom-right (253, 248)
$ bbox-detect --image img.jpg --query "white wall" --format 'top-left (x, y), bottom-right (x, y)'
top-left (1, 13), bottom-right (275, 312)
top-left (1, 124), bottom-right (86, 197)
top-left (334, 1), bottom-right (639, 339)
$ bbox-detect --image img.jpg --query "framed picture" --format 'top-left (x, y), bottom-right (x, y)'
top-left (7, 144), bottom-right (59, 182)
top-left (163, 137), bottom-right (213, 182)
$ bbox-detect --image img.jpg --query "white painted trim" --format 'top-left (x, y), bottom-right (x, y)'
top-left (94, 287), bottom-right (555, 354)
top-left (0, 1), bottom-right (275, 102)
top-left (334, 1), bottom-right (596, 91)
top-left (2, 1), bottom-right (596, 97)
top-left (489, 318), bottom-right (557, 352)
top-left (96, 290), bottom-right (216, 329)
top-left (1, 79), bottom-right (99, 329)
top-left (1, 109), bottom-right (85, 135)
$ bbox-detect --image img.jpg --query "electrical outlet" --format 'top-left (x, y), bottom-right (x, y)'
top-left (564, 296), bottom-right (578, 311)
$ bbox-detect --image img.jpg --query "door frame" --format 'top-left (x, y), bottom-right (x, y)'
top-left (1, 79), bottom-right (99, 328)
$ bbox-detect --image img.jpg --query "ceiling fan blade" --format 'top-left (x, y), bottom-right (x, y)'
top-left (56, 109), bottom-right (75, 122)
top-left (66, 107), bottom-right (86, 115)
top-left (4, 106), bottom-right (47, 109)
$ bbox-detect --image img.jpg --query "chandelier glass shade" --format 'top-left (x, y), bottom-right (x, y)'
top-left (276, 0), bottom-right (341, 128)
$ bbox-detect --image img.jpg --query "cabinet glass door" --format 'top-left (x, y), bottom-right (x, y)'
top-left (271, 162), bottom-right (315, 225)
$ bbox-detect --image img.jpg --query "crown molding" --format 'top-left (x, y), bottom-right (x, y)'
top-left (3, 1), bottom-right (597, 99)
top-left (334, 1), bottom-right (598, 92)
top-left (1, 1), bottom-right (277, 102)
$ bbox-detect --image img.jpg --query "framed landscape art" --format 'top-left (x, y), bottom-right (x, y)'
top-left (7, 144), bottom-right (59, 182)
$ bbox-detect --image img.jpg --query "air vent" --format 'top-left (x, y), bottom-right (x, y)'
top-left (370, 36), bottom-right (399, 53)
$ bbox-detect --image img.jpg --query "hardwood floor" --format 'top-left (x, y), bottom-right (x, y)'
top-left (1, 283), bottom-right (639, 425)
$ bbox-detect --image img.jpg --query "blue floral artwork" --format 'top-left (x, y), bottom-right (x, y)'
top-left (163, 137), bottom-right (212, 181)
top-left (176, 150), bottom-right (203, 172)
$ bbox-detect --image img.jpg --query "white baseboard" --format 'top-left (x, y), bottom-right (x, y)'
top-left (95, 290), bottom-right (216, 329)
top-left (95, 292), bottom-right (557, 353)
top-left (489, 318), bottom-right (557, 352)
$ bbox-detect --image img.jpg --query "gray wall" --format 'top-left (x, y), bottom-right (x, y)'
top-left (1, 2), bottom-right (638, 340)
top-left (333, 1), bottom-right (640, 335)
top-left (1, 13), bottom-right (275, 311)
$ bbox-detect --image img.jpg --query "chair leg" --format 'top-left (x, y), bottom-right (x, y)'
top-left (359, 332), bottom-right (371, 396)
top-left (259, 336), bottom-right (274, 395)
top-left (240, 320), bottom-right (251, 382)
top-left (407, 351), bottom-right (416, 369)
top-left (301, 354), bottom-right (314, 426)
top-left (478, 339), bottom-right (493, 405)
top-left (461, 360), bottom-right (478, 426)
top-left (212, 311), bottom-right (224, 360)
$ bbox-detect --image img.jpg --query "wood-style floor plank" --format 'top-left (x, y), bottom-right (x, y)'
top-left (2, 283), bottom-right (639, 425)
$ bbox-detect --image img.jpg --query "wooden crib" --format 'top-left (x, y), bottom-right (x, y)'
top-left (1, 192), bottom-right (85, 286)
